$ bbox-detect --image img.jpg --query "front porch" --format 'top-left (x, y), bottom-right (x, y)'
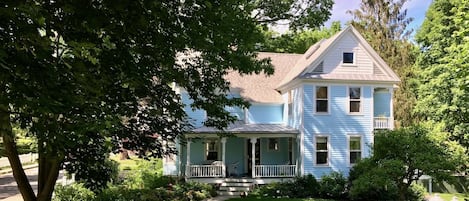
top-left (183, 123), bottom-right (300, 181)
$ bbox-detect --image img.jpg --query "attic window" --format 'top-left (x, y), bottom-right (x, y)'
top-left (343, 52), bottom-right (354, 64)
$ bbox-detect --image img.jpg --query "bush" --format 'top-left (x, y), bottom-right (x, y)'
top-left (408, 182), bottom-right (427, 201)
top-left (319, 172), bottom-right (348, 199)
top-left (249, 174), bottom-right (320, 199)
top-left (53, 183), bottom-right (96, 201)
top-left (124, 158), bottom-right (166, 189)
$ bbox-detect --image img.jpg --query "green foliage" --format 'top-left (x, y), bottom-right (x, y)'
top-left (415, 0), bottom-right (469, 161)
top-left (258, 21), bottom-right (341, 54)
top-left (408, 183), bottom-right (427, 201)
top-left (249, 174), bottom-right (322, 199)
top-left (318, 172), bottom-right (347, 200)
top-left (123, 158), bottom-right (167, 189)
top-left (53, 183), bottom-right (96, 201)
top-left (349, 126), bottom-right (458, 201)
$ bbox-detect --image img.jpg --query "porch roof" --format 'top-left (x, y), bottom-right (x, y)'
top-left (191, 121), bottom-right (299, 134)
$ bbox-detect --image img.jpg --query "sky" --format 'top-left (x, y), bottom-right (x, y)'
top-left (275, 0), bottom-right (433, 35)
top-left (325, 0), bottom-right (433, 33)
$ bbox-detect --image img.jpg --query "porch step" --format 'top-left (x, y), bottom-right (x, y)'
top-left (217, 179), bottom-right (253, 196)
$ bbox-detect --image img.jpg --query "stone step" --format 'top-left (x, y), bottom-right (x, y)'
top-left (220, 182), bottom-right (252, 187)
top-left (219, 186), bottom-right (251, 192)
top-left (224, 178), bottom-right (252, 183)
top-left (217, 191), bottom-right (247, 196)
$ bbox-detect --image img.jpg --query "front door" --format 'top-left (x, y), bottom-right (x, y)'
top-left (246, 139), bottom-right (260, 176)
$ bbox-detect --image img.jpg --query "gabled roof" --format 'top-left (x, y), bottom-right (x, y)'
top-left (225, 52), bottom-right (302, 104)
top-left (276, 25), bottom-right (400, 91)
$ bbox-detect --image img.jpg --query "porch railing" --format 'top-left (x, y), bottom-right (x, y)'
top-left (188, 165), bottom-right (224, 177)
top-left (374, 117), bottom-right (393, 129)
top-left (255, 165), bottom-right (296, 177)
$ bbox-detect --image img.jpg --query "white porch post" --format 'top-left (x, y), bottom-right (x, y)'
top-left (250, 138), bottom-right (257, 178)
top-left (389, 87), bottom-right (394, 129)
top-left (221, 137), bottom-right (227, 178)
top-left (186, 139), bottom-right (191, 177)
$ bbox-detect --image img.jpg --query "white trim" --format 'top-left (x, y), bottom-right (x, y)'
top-left (347, 135), bottom-right (363, 166)
top-left (314, 135), bottom-right (330, 167)
top-left (347, 86), bottom-right (363, 115)
top-left (341, 51), bottom-right (356, 66)
top-left (299, 85), bottom-right (305, 176)
top-left (314, 85), bottom-right (330, 115)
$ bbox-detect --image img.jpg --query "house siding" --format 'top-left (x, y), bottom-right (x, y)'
top-left (247, 104), bottom-right (283, 124)
top-left (325, 34), bottom-right (373, 75)
top-left (287, 87), bottom-right (303, 129)
top-left (181, 92), bottom-right (206, 128)
top-left (302, 84), bottom-right (373, 178)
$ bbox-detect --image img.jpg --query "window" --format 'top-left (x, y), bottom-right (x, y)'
top-left (316, 136), bottom-right (328, 165)
top-left (268, 138), bottom-right (279, 151)
top-left (206, 141), bottom-right (219, 160)
top-left (343, 52), bottom-right (354, 64)
top-left (349, 136), bottom-right (362, 164)
top-left (349, 87), bottom-right (361, 113)
top-left (316, 86), bottom-right (328, 113)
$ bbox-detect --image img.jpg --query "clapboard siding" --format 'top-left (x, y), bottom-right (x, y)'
top-left (181, 92), bottom-right (206, 128)
top-left (324, 34), bottom-right (373, 75)
top-left (287, 87), bottom-right (303, 129)
top-left (302, 84), bottom-right (373, 178)
top-left (247, 104), bottom-right (283, 124)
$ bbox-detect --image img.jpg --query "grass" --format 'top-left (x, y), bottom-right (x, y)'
top-left (227, 198), bottom-right (335, 201)
top-left (435, 193), bottom-right (469, 201)
top-left (109, 154), bottom-right (143, 171)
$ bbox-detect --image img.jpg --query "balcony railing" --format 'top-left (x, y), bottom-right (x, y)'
top-left (254, 165), bottom-right (297, 177)
top-left (188, 164), bottom-right (224, 177)
top-left (374, 117), bottom-right (393, 129)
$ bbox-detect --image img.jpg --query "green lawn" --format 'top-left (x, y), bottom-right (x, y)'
top-left (227, 198), bottom-right (334, 201)
top-left (110, 154), bottom-right (143, 171)
top-left (435, 193), bottom-right (469, 201)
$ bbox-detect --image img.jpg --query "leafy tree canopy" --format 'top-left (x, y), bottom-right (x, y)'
top-left (414, 0), bottom-right (469, 152)
top-left (0, 0), bottom-right (333, 200)
top-left (258, 21), bottom-right (341, 54)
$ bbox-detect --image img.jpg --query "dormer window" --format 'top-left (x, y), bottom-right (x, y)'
top-left (343, 52), bottom-right (354, 64)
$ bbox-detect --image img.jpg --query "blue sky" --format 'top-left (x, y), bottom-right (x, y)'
top-left (274, 0), bottom-right (432, 35)
top-left (326, 0), bottom-right (433, 33)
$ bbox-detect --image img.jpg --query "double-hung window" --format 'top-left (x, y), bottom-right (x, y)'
top-left (316, 86), bottom-right (328, 113)
top-left (268, 138), bottom-right (279, 151)
top-left (206, 141), bottom-right (219, 160)
top-left (349, 136), bottom-right (362, 164)
top-left (315, 136), bottom-right (328, 165)
top-left (349, 87), bottom-right (361, 113)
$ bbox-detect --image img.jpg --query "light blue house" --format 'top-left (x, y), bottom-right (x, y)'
top-left (163, 26), bottom-right (399, 193)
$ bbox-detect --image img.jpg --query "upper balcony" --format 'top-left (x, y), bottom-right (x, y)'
top-left (373, 117), bottom-right (394, 129)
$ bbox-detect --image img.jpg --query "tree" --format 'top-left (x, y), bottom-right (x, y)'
top-left (349, 127), bottom-right (459, 201)
top-left (0, 0), bottom-right (333, 200)
top-left (258, 21), bottom-right (341, 53)
top-left (414, 0), bottom-right (469, 154)
top-left (348, 0), bottom-right (418, 127)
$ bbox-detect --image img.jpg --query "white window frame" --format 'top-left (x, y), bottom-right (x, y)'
top-left (342, 51), bottom-right (356, 66)
top-left (205, 140), bottom-right (220, 161)
top-left (314, 135), bottom-right (330, 166)
top-left (348, 86), bottom-right (363, 114)
top-left (314, 86), bottom-right (330, 114)
top-left (348, 135), bottom-right (363, 166)
top-left (267, 138), bottom-right (280, 152)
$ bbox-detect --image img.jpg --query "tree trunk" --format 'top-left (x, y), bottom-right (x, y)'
top-left (0, 105), bottom-right (37, 201)
top-left (37, 153), bottom-right (60, 201)
top-left (120, 148), bottom-right (130, 160)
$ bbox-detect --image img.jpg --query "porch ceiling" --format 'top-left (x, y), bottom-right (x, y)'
top-left (189, 121), bottom-right (299, 135)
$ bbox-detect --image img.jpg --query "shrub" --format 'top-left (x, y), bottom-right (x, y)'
top-left (173, 181), bottom-right (216, 200)
top-left (292, 174), bottom-right (320, 198)
top-left (407, 182), bottom-right (427, 201)
top-left (319, 172), bottom-right (348, 199)
top-left (123, 158), bottom-right (166, 189)
top-left (53, 183), bottom-right (96, 201)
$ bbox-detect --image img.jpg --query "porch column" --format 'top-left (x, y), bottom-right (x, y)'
top-left (186, 139), bottom-right (191, 177)
top-left (221, 137), bottom-right (227, 178)
top-left (389, 87), bottom-right (394, 129)
top-left (250, 137), bottom-right (257, 178)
